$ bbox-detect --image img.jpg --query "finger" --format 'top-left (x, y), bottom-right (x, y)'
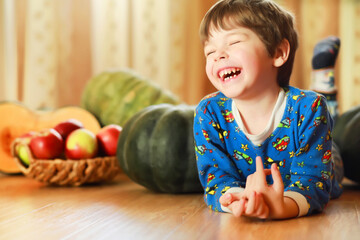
top-left (238, 197), bottom-right (246, 217)
top-left (271, 163), bottom-right (284, 192)
top-left (256, 193), bottom-right (269, 219)
top-left (221, 192), bottom-right (245, 203)
top-left (227, 202), bottom-right (237, 216)
top-left (229, 198), bottom-right (246, 217)
top-left (220, 193), bottom-right (233, 206)
top-left (245, 191), bottom-right (256, 215)
top-left (255, 192), bottom-right (264, 214)
top-left (254, 191), bottom-right (260, 210)
top-left (252, 192), bottom-right (263, 215)
top-left (264, 169), bottom-right (272, 176)
top-left (258, 204), bottom-right (270, 219)
top-left (255, 156), bottom-right (266, 182)
top-left (255, 156), bottom-right (264, 172)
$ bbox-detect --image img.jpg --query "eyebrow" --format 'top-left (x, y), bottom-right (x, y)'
top-left (204, 30), bottom-right (249, 46)
top-left (225, 30), bottom-right (249, 38)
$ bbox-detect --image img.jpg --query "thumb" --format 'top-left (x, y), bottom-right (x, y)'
top-left (220, 193), bottom-right (233, 206)
top-left (271, 163), bottom-right (284, 192)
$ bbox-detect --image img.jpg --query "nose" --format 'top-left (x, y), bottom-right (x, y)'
top-left (214, 49), bottom-right (228, 61)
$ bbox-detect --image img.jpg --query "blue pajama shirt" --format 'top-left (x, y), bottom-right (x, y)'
top-left (193, 86), bottom-right (343, 215)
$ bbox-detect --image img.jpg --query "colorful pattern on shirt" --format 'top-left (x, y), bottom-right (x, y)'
top-left (193, 86), bottom-right (343, 214)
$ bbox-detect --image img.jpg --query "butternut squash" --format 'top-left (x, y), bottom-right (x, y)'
top-left (0, 102), bottom-right (101, 174)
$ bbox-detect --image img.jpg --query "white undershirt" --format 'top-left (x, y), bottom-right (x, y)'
top-left (223, 88), bottom-right (309, 217)
top-left (231, 88), bottom-right (286, 146)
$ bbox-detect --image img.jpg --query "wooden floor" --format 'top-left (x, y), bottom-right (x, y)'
top-left (1, 173), bottom-right (360, 240)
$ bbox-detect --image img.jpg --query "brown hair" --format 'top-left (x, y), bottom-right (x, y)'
top-left (200, 0), bottom-right (298, 87)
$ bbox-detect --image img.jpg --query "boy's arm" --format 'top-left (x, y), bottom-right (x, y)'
top-left (285, 94), bottom-right (342, 216)
top-left (194, 101), bottom-right (246, 212)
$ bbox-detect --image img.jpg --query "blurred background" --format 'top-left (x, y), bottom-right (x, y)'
top-left (0, 0), bottom-right (359, 113)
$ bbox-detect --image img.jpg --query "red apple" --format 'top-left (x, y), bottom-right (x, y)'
top-left (96, 124), bottom-right (122, 156)
top-left (54, 119), bottom-right (84, 140)
top-left (29, 129), bottom-right (64, 159)
top-left (15, 131), bottom-right (37, 145)
top-left (65, 128), bottom-right (98, 159)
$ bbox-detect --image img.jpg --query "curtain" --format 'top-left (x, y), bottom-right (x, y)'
top-left (91, 0), bottom-right (216, 105)
top-left (0, 0), bottom-right (18, 103)
top-left (0, 0), bottom-right (359, 112)
top-left (0, 0), bottom-right (92, 109)
top-left (278, 0), bottom-right (360, 113)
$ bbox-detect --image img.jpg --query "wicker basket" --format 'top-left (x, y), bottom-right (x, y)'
top-left (11, 138), bottom-right (121, 186)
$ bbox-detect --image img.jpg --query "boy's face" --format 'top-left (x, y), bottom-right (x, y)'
top-left (204, 25), bottom-right (279, 100)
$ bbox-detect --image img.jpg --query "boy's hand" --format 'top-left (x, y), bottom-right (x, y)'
top-left (245, 156), bottom-right (285, 218)
top-left (220, 191), bottom-right (270, 219)
top-left (220, 156), bottom-right (298, 219)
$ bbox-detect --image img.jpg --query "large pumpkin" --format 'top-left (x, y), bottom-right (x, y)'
top-left (333, 105), bottom-right (360, 149)
top-left (0, 102), bottom-right (101, 174)
top-left (336, 110), bottom-right (360, 183)
top-left (116, 104), bottom-right (202, 193)
top-left (81, 69), bottom-right (181, 127)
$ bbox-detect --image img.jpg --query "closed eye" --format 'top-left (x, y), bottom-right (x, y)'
top-left (230, 41), bottom-right (241, 45)
top-left (205, 51), bottom-right (215, 57)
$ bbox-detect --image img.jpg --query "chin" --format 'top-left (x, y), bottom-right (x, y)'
top-left (220, 85), bottom-right (243, 97)
top-left (220, 91), bottom-right (242, 99)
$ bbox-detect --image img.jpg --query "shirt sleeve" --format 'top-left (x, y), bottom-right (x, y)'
top-left (283, 191), bottom-right (309, 217)
top-left (194, 100), bottom-right (246, 212)
top-left (285, 94), bottom-right (336, 215)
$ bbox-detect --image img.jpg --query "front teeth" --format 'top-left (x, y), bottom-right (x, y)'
top-left (219, 68), bottom-right (241, 80)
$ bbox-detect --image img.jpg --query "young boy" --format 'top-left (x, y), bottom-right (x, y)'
top-left (193, 0), bottom-right (343, 220)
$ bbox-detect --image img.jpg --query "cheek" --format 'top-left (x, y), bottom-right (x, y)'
top-left (241, 53), bottom-right (261, 73)
top-left (205, 62), bottom-right (213, 79)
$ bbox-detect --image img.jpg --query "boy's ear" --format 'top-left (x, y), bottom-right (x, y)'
top-left (273, 39), bottom-right (290, 67)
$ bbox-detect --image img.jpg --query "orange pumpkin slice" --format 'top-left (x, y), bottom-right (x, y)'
top-left (0, 102), bottom-right (101, 174)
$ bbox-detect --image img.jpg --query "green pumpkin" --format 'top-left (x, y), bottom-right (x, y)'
top-left (81, 69), bottom-right (181, 127)
top-left (333, 105), bottom-right (360, 149)
top-left (116, 104), bottom-right (202, 193)
top-left (331, 142), bottom-right (344, 183)
top-left (337, 110), bottom-right (360, 183)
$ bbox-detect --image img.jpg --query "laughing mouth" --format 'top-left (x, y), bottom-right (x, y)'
top-left (218, 68), bottom-right (241, 81)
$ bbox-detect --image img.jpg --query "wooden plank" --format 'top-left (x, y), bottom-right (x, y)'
top-left (0, 173), bottom-right (359, 240)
